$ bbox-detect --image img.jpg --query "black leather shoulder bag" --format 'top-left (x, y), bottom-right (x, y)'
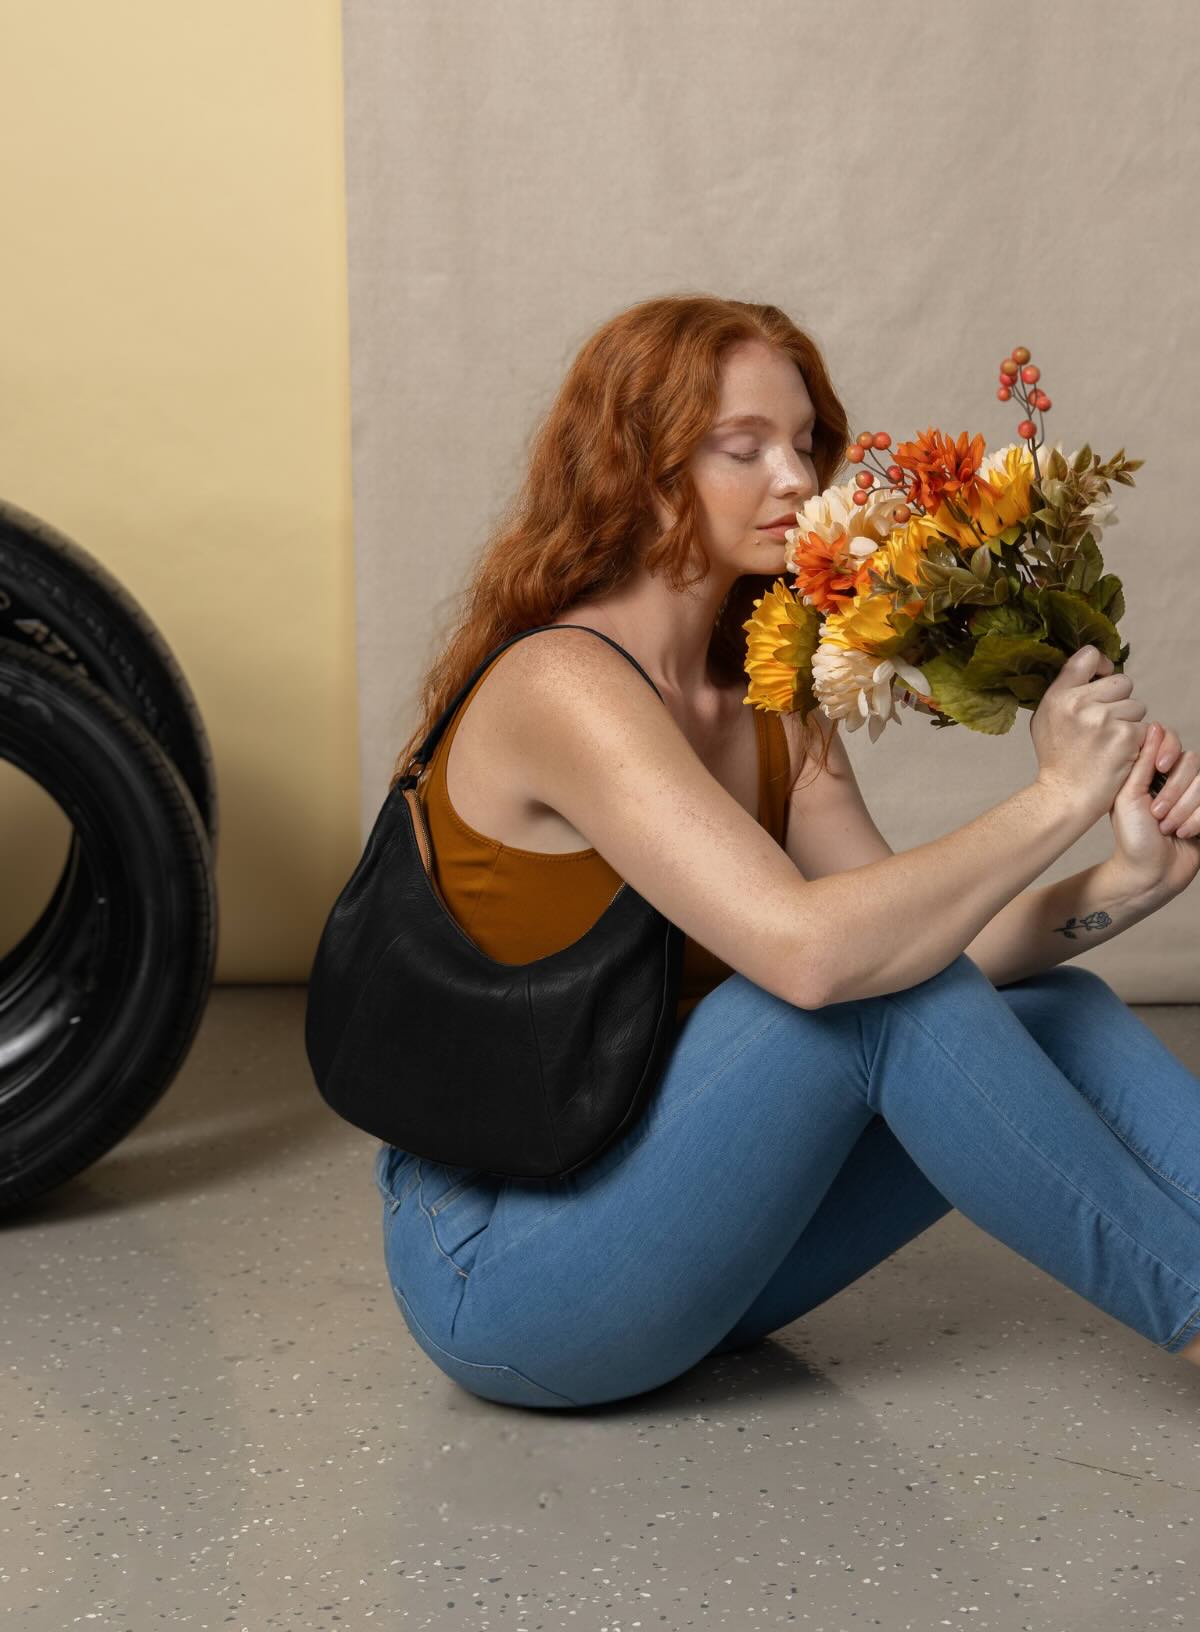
top-left (303, 623), bottom-right (685, 1180)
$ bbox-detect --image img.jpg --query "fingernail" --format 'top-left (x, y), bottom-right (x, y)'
top-left (1152, 801), bottom-right (1167, 816)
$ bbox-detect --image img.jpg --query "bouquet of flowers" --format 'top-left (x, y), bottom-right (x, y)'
top-left (742, 345), bottom-right (1149, 769)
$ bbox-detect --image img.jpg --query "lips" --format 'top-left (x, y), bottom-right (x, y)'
top-left (758, 514), bottom-right (798, 529)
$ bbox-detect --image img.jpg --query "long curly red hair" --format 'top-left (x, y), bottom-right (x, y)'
top-left (389, 293), bottom-right (851, 794)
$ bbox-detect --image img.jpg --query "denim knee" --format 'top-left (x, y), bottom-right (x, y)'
top-left (1016, 964), bottom-right (1117, 1003)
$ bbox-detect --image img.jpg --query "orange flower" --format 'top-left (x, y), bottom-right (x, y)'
top-left (790, 524), bottom-right (866, 615)
top-left (893, 427), bottom-right (1003, 518)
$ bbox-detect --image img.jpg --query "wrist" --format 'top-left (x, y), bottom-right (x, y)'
top-left (1096, 853), bottom-right (1173, 916)
top-left (1028, 773), bottom-right (1101, 841)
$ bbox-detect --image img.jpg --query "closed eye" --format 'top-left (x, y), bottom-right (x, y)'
top-left (729, 447), bottom-right (814, 464)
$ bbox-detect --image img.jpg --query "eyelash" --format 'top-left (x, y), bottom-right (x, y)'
top-left (728, 447), bottom-right (814, 464)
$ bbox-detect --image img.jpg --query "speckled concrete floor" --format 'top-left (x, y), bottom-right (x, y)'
top-left (2, 987), bottom-right (1199, 1630)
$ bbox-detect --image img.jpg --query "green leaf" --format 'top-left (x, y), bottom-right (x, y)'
top-left (1036, 588), bottom-right (1122, 660)
top-left (962, 633), bottom-right (1066, 690)
top-left (1089, 572), bottom-right (1125, 621)
top-left (1004, 674), bottom-right (1050, 703)
top-left (971, 603), bottom-right (1041, 639)
top-left (1064, 533), bottom-right (1103, 594)
top-left (1073, 443), bottom-right (1093, 472)
top-left (884, 608), bottom-right (920, 640)
top-left (969, 542), bottom-right (993, 581)
top-left (921, 652), bottom-right (1020, 735)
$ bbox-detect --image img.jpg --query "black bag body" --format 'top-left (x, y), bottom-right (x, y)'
top-left (303, 624), bottom-right (685, 1180)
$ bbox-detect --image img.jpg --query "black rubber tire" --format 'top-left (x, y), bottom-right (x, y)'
top-left (0, 637), bottom-right (217, 1213)
top-left (0, 496), bottom-right (218, 851)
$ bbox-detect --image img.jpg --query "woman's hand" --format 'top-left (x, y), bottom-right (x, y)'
top-left (1108, 719), bottom-right (1200, 903)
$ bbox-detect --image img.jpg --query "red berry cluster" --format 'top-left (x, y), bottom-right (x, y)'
top-left (998, 345), bottom-right (1051, 441)
top-left (844, 431), bottom-right (912, 517)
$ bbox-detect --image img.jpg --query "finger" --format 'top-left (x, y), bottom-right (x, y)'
top-left (1158, 775), bottom-right (1200, 835)
top-left (1151, 748), bottom-right (1200, 817)
top-left (1155, 727), bottom-right (1182, 773)
top-left (1116, 721), bottom-right (1160, 802)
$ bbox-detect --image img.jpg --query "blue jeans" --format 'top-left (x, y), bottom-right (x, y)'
top-left (372, 953), bottom-right (1200, 1408)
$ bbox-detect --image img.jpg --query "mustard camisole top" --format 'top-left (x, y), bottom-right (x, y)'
top-left (420, 649), bottom-right (793, 1026)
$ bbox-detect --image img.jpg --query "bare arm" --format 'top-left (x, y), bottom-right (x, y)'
top-left (780, 711), bottom-right (1156, 992)
top-left (961, 857), bottom-right (1165, 987)
top-left (507, 631), bottom-right (1099, 1012)
top-left (807, 779), bottom-right (1097, 1005)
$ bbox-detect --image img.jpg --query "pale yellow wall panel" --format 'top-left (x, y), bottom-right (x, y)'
top-left (0, 1), bottom-right (358, 981)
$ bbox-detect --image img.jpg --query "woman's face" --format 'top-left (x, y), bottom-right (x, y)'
top-left (681, 338), bottom-right (819, 576)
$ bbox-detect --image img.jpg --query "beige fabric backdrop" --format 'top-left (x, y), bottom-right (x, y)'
top-left (342, 0), bottom-right (1199, 998)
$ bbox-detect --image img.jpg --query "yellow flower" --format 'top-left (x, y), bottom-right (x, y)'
top-left (852, 509), bottom-right (940, 601)
top-left (744, 570), bottom-right (931, 735)
top-left (742, 578), bottom-right (821, 712)
top-left (887, 510), bottom-right (942, 585)
top-left (822, 594), bottom-right (901, 655)
top-left (816, 547), bottom-right (932, 741)
top-left (931, 441), bottom-right (1036, 550)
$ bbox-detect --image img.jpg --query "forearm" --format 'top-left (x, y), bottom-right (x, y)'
top-left (813, 779), bottom-right (1096, 1005)
top-left (963, 857), bottom-right (1166, 987)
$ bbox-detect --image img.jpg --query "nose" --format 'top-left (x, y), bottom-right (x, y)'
top-left (774, 448), bottom-right (816, 499)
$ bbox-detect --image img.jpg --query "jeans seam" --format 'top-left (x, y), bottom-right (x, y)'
top-left (465, 1198), bottom-right (579, 1291)
top-left (881, 989), bottom-right (1200, 1307)
top-left (649, 1010), bottom-right (782, 1140)
top-left (375, 1147), bottom-right (421, 1207)
top-left (397, 1287), bottom-right (580, 1406)
top-left (1080, 1097), bottom-right (1200, 1208)
top-left (383, 1173), bottom-right (420, 1212)
top-left (397, 1166), bottom-right (421, 1205)
top-left (416, 1164), bottom-right (470, 1279)
top-left (859, 995), bottom-right (886, 1085)
top-left (1165, 1302), bottom-right (1200, 1350)
top-left (1038, 969), bottom-right (1200, 1208)
top-left (428, 1174), bottom-right (484, 1216)
top-left (1087, 1107), bottom-right (1200, 1353)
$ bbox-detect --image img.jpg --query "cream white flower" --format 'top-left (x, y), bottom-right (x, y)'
top-left (1079, 497), bottom-right (1119, 544)
top-left (1034, 438), bottom-right (1070, 473)
top-left (783, 479), bottom-right (903, 577)
top-left (811, 642), bottom-right (928, 744)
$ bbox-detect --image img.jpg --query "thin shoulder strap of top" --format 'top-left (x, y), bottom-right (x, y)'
top-left (395, 624), bottom-right (664, 789)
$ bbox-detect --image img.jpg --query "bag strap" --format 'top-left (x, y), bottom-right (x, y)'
top-left (394, 623), bottom-right (664, 789)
